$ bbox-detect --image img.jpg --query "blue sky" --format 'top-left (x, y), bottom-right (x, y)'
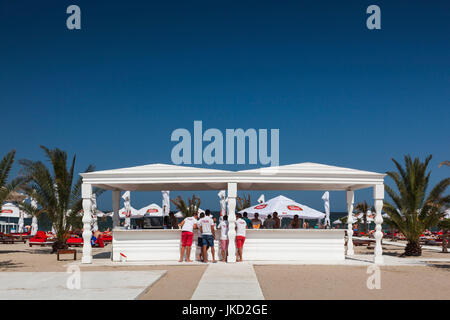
top-left (0, 1), bottom-right (449, 212)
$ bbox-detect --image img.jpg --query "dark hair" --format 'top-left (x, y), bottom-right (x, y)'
top-left (223, 215), bottom-right (228, 221)
top-left (199, 212), bottom-right (205, 218)
top-left (273, 212), bottom-right (278, 216)
top-left (237, 213), bottom-right (242, 218)
top-left (255, 212), bottom-right (259, 217)
top-left (267, 214), bottom-right (272, 219)
top-left (294, 214), bottom-right (299, 219)
top-left (205, 209), bottom-right (211, 216)
top-left (243, 212), bottom-right (248, 217)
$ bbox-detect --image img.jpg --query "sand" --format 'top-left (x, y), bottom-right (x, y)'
top-left (254, 264), bottom-right (450, 299)
top-left (2, 242), bottom-right (450, 300)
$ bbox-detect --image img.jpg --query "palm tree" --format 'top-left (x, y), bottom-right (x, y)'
top-left (236, 194), bottom-right (251, 212)
top-left (437, 218), bottom-right (450, 253)
top-left (354, 201), bottom-right (374, 234)
top-left (383, 155), bottom-right (450, 256)
top-left (19, 146), bottom-right (101, 252)
top-left (0, 150), bottom-right (25, 205)
top-left (171, 194), bottom-right (201, 217)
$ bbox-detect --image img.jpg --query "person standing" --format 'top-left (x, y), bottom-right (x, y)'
top-left (290, 215), bottom-right (301, 229)
top-left (263, 214), bottom-right (276, 229)
top-left (235, 213), bottom-right (247, 262)
top-left (251, 213), bottom-right (262, 229)
top-left (178, 212), bottom-right (198, 262)
top-left (199, 210), bottom-right (216, 263)
top-left (196, 212), bottom-right (205, 262)
top-left (169, 212), bottom-right (179, 229)
top-left (242, 212), bottom-right (252, 229)
top-left (218, 215), bottom-right (229, 262)
top-left (273, 212), bottom-right (281, 229)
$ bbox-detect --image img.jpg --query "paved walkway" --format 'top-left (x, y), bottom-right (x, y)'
top-left (0, 270), bottom-right (166, 300)
top-left (191, 262), bottom-right (264, 300)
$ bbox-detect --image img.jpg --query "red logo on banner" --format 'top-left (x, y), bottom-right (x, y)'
top-left (287, 205), bottom-right (303, 211)
top-left (254, 204), bottom-right (267, 209)
top-left (146, 209), bottom-right (159, 213)
top-left (1, 209), bottom-right (13, 214)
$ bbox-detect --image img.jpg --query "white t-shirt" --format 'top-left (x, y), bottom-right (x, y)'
top-left (199, 216), bottom-right (214, 235)
top-left (196, 218), bottom-right (203, 237)
top-left (181, 216), bottom-right (197, 233)
top-left (218, 221), bottom-right (229, 240)
top-left (236, 218), bottom-right (247, 237)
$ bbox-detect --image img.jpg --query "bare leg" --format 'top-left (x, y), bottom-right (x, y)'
top-left (186, 246), bottom-right (192, 262)
top-left (179, 246), bottom-right (185, 262)
top-left (238, 247), bottom-right (243, 262)
top-left (211, 246), bottom-right (216, 263)
top-left (202, 246), bottom-right (208, 263)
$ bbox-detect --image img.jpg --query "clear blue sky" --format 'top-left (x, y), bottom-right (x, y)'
top-left (1, 1), bottom-right (449, 212)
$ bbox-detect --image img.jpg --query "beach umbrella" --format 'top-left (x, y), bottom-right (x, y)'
top-left (162, 191), bottom-right (170, 217)
top-left (90, 194), bottom-right (99, 232)
top-left (30, 198), bottom-right (38, 236)
top-left (218, 190), bottom-right (227, 221)
top-left (122, 191), bottom-right (132, 229)
top-left (321, 191), bottom-right (330, 228)
top-left (239, 195), bottom-right (325, 220)
top-left (175, 208), bottom-right (204, 219)
top-left (138, 203), bottom-right (164, 217)
top-left (257, 194), bottom-right (265, 204)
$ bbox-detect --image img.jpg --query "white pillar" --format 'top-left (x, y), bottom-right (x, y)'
top-left (112, 190), bottom-right (120, 228)
top-left (346, 190), bottom-right (355, 256)
top-left (81, 183), bottom-right (93, 264)
top-left (227, 182), bottom-right (237, 263)
top-left (373, 184), bottom-right (384, 264)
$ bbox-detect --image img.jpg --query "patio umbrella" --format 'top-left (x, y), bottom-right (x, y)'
top-left (322, 191), bottom-right (330, 228)
top-left (218, 190), bottom-right (227, 221)
top-left (162, 191), bottom-right (170, 217)
top-left (257, 194), bottom-right (265, 204)
top-left (122, 191), bottom-right (132, 229)
top-left (30, 198), bottom-right (38, 236)
top-left (138, 203), bottom-right (164, 217)
top-left (239, 195), bottom-right (325, 220)
top-left (91, 194), bottom-right (99, 232)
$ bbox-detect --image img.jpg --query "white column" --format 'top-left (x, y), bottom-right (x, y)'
top-left (112, 190), bottom-right (120, 228)
top-left (346, 190), bottom-right (355, 256)
top-left (81, 183), bottom-right (93, 264)
top-left (227, 182), bottom-right (237, 263)
top-left (373, 184), bottom-right (384, 264)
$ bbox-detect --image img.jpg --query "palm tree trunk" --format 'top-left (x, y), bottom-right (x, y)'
top-left (405, 241), bottom-right (422, 256)
top-left (364, 212), bottom-right (367, 234)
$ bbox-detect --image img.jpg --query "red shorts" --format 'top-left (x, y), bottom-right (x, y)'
top-left (181, 231), bottom-right (194, 247)
top-left (236, 236), bottom-right (245, 249)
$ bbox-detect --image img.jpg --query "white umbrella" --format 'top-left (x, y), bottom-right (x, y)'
top-left (175, 208), bottom-right (204, 218)
top-left (122, 191), bottom-right (132, 229)
top-left (257, 194), bottom-right (265, 204)
top-left (162, 191), bottom-right (170, 217)
top-left (321, 191), bottom-right (330, 228)
top-left (30, 198), bottom-right (38, 236)
top-left (91, 194), bottom-right (99, 232)
top-left (239, 195), bottom-right (325, 219)
top-left (139, 203), bottom-right (164, 217)
top-left (218, 190), bottom-right (227, 221)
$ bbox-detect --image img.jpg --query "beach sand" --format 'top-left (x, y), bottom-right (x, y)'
top-left (254, 264), bottom-right (450, 300)
top-left (1, 242), bottom-right (450, 299)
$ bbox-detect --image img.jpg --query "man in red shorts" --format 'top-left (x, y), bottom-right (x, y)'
top-left (178, 212), bottom-right (198, 262)
top-left (235, 213), bottom-right (247, 262)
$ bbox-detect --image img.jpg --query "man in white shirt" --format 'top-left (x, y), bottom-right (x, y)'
top-left (196, 212), bottom-right (205, 262)
top-left (178, 213), bottom-right (198, 262)
top-left (199, 210), bottom-right (216, 263)
top-left (218, 215), bottom-right (229, 262)
top-left (235, 213), bottom-right (247, 262)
